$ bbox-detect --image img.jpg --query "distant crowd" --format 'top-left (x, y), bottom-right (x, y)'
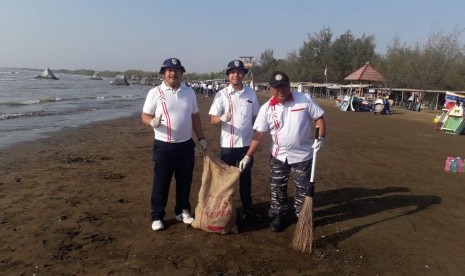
top-left (189, 81), bottom-right (227, 98)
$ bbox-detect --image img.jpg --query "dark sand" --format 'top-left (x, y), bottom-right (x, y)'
top-left (1, 92), bottom-right (464, 275)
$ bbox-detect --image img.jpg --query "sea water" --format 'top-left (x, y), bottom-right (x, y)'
top-left (0, 67), bottom-right (152, 150)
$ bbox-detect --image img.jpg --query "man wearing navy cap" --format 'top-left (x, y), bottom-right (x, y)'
top-left (208, 60), bottom-right (262, 222)
top-left (142, 58), bottom-right (207, 231)
top-left (239, 71), bottom-right (326, 232)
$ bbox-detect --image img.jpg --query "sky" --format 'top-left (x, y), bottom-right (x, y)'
top-left (1, 0), bottom-right (464, 73)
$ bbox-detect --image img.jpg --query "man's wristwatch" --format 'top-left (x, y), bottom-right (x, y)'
top-left (198, 137), bottom-right (205, 141)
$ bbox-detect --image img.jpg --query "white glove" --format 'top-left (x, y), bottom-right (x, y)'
top-left (312, 137), bottom-right (325, 154)
top-left (150, 115), bottom-right (162, 128)
top-left (239, 156), bottom-right (250, 172)
top-left (220, 112), bottom-right (231, 123)
top-left (199, 139), bottom-right (207, 152)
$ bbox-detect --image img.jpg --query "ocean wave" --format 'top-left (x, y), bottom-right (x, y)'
top-left (111, 94), bottom-right (136, 99)
top-left (0, 95), bottom-right (143, 107)
top-left (81, 96), bottom-right (106, 100)
top-left (3, 99), bottom-right (40, 106)
top-left (0, 113), bottom-right (24, 120)
top-left (0, 98), bottom-right (140, 120)
top-left (0, 111), bottom-right (43, 120)
top-left (0, 108), bottom-right (89, 120)
top-left (40, 97), bottom-right (62, 103)
top-left (0, 71), bottom-right (19, 75)
top-left (0, 98), bottom-right (64, 106)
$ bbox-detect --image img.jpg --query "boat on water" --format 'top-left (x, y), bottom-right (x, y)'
top-left (90, 71), bottom-right (103, 80)
top-left (110, 74), bottom-right (129, 85)
top-left (34, 68), bottom-right (59, 80)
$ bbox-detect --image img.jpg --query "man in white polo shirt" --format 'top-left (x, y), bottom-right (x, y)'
top-left (239, 71), bottom-right (326, 232)
top-left (142, 58), bottom-right (207, 231)
top-left (208, 60), bottom-right (262, 222)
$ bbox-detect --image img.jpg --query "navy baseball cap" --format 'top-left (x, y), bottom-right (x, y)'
top-left (159, 58), bottom-right (186, 74)
top-left (226, 60), bottom-right (249, 75)
top-left (269, 71), bottom-right (290, 87)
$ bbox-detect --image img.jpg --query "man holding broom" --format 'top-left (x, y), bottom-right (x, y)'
top-left (239, 71), bottom-right (326, 232)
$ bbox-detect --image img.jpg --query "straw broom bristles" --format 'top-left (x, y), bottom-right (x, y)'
top-left (292, 196), bottom-right (314, 253)
top-left (292, 126), bottom-right (319, 253)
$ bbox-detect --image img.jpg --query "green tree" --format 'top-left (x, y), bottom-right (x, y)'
top-left (255, 48), bottom-right (278, 82)
top-left (328, 31), bottom-right (378, 83)
top-left (383, 29), bottom-right (465, 90)
top-left (298, 27), bottom-right (333, 82)
top-left (328, 31), bottom-right (355, 82)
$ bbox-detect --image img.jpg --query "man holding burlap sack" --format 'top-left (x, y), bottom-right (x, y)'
top-left (208, 60), bottom-right (262, 222)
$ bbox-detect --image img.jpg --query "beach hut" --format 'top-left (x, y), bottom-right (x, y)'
top-left (344, 62), bottom-right (385, 93)
top-left (344, 62), bottom-right (386, 82)
top-left (342, 62), bottom-right (386, 112)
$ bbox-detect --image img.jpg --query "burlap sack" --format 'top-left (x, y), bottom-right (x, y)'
top-left (191, 154), bottom-right (240, 234)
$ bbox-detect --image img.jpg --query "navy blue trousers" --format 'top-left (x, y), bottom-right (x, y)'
top-left (151, 138), bottom-right (195, 221)
top-left (220, 146), bottom-right (254, 209)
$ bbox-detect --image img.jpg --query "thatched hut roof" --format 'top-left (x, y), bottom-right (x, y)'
top-left (344, 62), bottom-right (385, 83)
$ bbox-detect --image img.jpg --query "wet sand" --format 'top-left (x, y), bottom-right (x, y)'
top-left (1, 92), bottom-right (465, 275)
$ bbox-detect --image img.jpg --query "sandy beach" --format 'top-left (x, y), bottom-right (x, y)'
top-left (1, 92), bottom-right (465, 275)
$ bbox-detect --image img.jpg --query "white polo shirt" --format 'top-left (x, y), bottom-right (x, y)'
top-left (253, 92), bottom-right (324, 164)
top-left (209, 85), bottom-right (259, 148)
top-left (143, 82), bottom-right (199, 143)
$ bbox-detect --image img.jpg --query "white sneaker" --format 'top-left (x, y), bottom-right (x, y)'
top-left (151, 220), bottom-right (164, 231)
top-left (176, 209), bottom-right (194, 224)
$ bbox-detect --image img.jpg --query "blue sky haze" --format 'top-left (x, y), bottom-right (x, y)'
top-left (1, 0), bottom-right (463, 73)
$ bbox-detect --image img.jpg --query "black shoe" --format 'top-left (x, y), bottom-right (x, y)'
top-left (240, 207), bottom-right (264, 222)
top-left (270, 215), bottom-right (284, 232)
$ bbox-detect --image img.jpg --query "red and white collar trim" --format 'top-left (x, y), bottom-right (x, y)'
top-left (269, 93), bottom-right (294, 106)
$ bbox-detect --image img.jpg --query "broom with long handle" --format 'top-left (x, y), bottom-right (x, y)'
top-left (292, 127), bottom-right (319, 253)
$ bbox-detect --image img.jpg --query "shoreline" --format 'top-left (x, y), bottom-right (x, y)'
top-left (0, 109), bottom-right (144, 152)
top-left (0, 94), bottom-right (441, 153)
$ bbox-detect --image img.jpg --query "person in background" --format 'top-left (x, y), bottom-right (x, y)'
top-left (215, 82), bottom-right (220, 95)
top-left (208, 60), bottom-right (262, 222)
top-left (202, 82), bottom-right (207, 96)
top-left (207, 82), bottom-right (213, 98)
top-left (239, 71), bottom-right (326, 232)
top-left (142, 58), bottom-right (207, 231)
